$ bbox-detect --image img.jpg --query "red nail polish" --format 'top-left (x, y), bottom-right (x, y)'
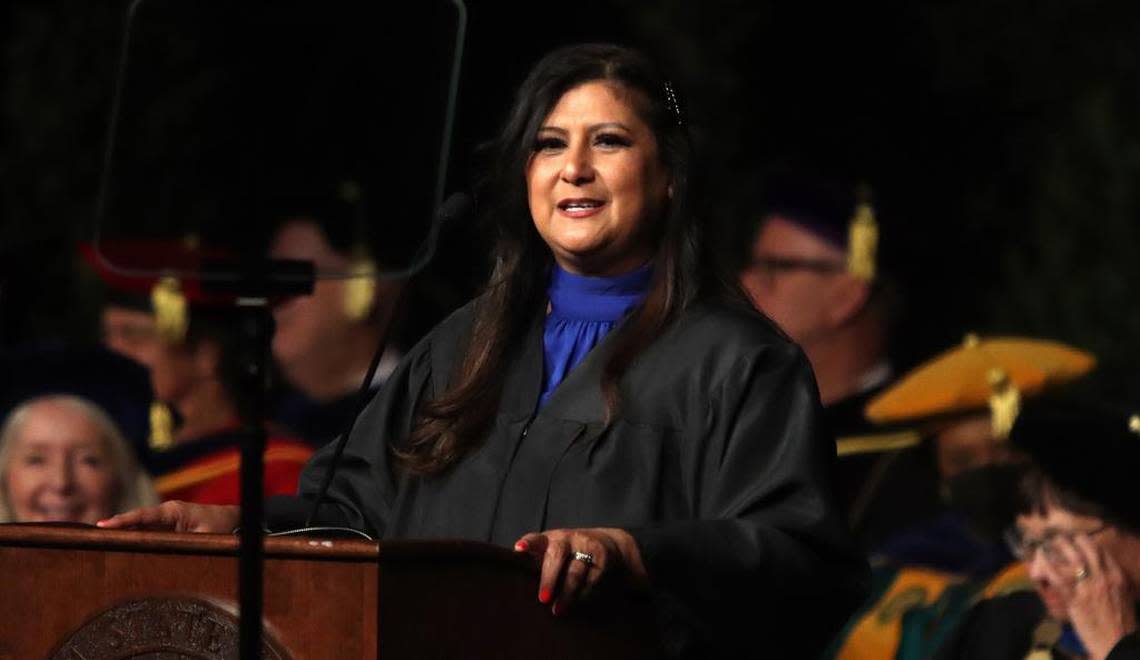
top-left (515, 540), bottom-right (528, 552)
top-left (552, 603), bottom-right (562, 616)
top-left (539, 588), bottom-right (552, 603)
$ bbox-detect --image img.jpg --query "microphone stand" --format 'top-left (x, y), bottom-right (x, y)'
top-left (235, 303), bottom-right (270, 660)
top-left (201, 259), bottom-right (313, 659)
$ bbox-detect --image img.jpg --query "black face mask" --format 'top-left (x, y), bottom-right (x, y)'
top-left (943, 463), bottom-right (1027, 542)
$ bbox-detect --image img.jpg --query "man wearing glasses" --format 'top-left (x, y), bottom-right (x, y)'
top-left (739, 173), bottom-right (941, 549)
top-left (740, 177), bottom-right (890, 412)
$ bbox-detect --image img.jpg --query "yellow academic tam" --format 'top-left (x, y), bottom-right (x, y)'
top-left (865, 335), bottom-right (1095, 426)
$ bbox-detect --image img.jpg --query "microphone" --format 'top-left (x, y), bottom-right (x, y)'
top-left (300, 192), bottom-right (474, 529)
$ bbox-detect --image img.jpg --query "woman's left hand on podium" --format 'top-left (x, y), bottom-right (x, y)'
top-left (513, 527), bottom-right (647, 616)
top-left (96, 501), bottom-right (240, 533)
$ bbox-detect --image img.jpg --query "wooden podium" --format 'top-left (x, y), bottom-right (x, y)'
top-left (0, 524), bottom-right (662, 659)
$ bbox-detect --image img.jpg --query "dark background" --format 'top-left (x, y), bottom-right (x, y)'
top-left (2, 0), bottom-right (1137, 401)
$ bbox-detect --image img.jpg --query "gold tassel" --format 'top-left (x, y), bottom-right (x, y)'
top-left (1024, 619), bottom-right (1061, 660)
top-left (1128, 414), bottom-right (1140, 436)
top-left (337, 178), bottom-right (376, 321)
top-left (987, 367), bottom-right (1021, 441)
top-left (836, 430), bottom-right (922, 456)
top-left (148, 401), bottom-right (175, 451)
top-left (151, 276), bottom-right (187, 345)
top-left (343, 252), bottom-right (377, 322)
top-left (846, 186), bottom-right (878, 282)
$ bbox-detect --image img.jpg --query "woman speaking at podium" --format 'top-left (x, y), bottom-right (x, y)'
top-left (101, 43), bottom-right (866, 657)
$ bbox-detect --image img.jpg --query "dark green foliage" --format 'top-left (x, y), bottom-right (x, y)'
top-left (619, 0), bottom-right (1140, 400)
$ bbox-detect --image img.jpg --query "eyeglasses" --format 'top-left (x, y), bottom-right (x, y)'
top-left (748, 254), bottom-right (846, 276)
top-left (1004, 524), bottom-right (1109, 563)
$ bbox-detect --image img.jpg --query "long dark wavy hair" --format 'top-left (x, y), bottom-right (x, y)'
top-left (396, 43), bottom-right (725, 475)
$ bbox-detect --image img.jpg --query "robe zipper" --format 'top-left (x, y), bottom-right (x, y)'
top-left (485, 416), bottom-right (536, 541)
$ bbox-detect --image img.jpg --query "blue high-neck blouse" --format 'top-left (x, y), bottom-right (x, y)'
top-left (538, 264), bottom-right (652, 409)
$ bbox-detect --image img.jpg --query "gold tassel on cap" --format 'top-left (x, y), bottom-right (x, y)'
top-left (148, 401), bottom-right (175, 451)
top-left (987, 367), bottom-right (1021, 441)
top-left (152, 276), bottom-right (187, 345)
top-left (1129, 414), bottom-right (1140, 436)
top-left (337, 178), bottom-right (377, 321)
top-left (846, 184), bottom-right (878, 282)
top-left (343, 251), bottom-right (377, 322)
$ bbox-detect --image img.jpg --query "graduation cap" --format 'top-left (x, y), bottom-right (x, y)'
top-left (1010, 401), bottom-right (1140, 530)
top-left (865, 334), bottom-right (1096, 439)
top-left (266, 178), bottom-right (369, 257)
top-left (761, 174), bottom-right (879, 282)
top-left (80, 240), bottom-right (297, 345)
top-left (265, 175), bottom-right (384, 323)
top-left (81, 239), bottom-right (313, 450)
top-left (0, 346), bottom-right (157, 471)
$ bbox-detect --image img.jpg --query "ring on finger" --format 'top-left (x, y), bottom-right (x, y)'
top-left (1075, 565), bottom-right (1090, 582)
top-left (572, 550), bottom-right (595, 566)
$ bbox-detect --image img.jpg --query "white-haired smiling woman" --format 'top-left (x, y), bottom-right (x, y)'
top-left (0, 394), bottom-right (157, 524)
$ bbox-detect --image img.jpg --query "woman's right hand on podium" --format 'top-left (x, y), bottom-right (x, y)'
top-left (96, 501), bottom-right (240, 533)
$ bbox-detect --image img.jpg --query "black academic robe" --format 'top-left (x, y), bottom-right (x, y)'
top-left (266, 294), bottom-right (868, 658)
top-left (935, 591), bottom-right (1140, 660)
top-left (828, 384), bottom-right (946, 551)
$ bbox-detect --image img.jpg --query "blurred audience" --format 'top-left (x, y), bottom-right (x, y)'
top-left (865, 336), bottom-right (1095, 574)
top-left (0, 394), bottom-right (157, 524)
top-left (270, 217), bottom-right (404, 405)
top-left (80, 239), bottom-right (315, 504)
top-left (100, 294), bottom-right (159, 371)
top-left (740, 177), bottom-right (890, 410)
top-left (266, 180), bottom-right (422, 449)
top-left (146, 306), bottom-right (313, 504)
top-left (826, 336), bottom-right (1095, 659)
top-left (268, 215), bottom-right (404, 448)
top-left (738, 173), bottom-right (940, 547)
top-left (936, 402), bottom-right (1140, 660)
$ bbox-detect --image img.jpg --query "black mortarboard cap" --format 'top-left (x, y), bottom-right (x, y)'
top-left (1010, 399), bottom-right (1140, 530)
top-left (761, 172), bottom-right (858, 249)
top-left (0, 346), bottom-right (156, 470)
top-left (264, 177), bottom-right (366, 257)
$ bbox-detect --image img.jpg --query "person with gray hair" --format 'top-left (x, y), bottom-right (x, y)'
top-left (0, 394), bottom-right (157, 524)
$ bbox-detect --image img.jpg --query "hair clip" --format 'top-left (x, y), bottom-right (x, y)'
top-left (663, 80), bottom-right (683, 127)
